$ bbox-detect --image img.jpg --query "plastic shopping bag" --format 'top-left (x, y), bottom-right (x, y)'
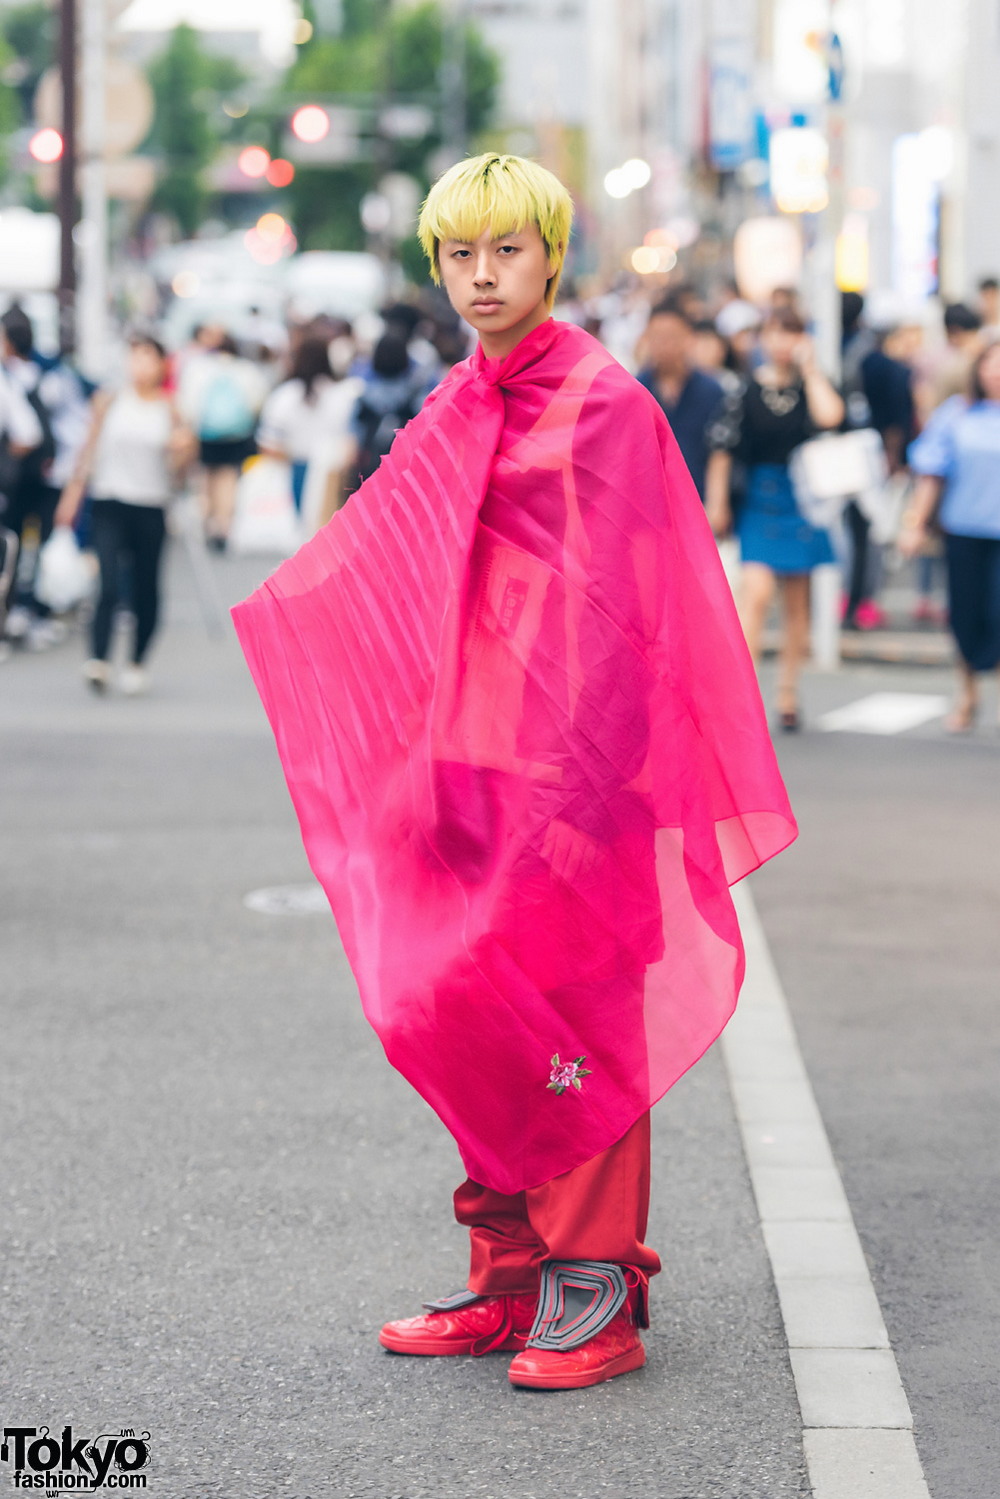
top-left (34, 526), bottom-right (94, 612)
top-left (789, 428), bottom-right (889, 531)
top-left (230, 456), bottom-right (302, 557)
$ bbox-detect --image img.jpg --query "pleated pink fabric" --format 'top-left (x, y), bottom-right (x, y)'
top-left (233, 318), bottom-right (796, 1194)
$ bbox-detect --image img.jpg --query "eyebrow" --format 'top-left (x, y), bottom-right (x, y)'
top-left (442, 230), bottom-right (526, 246)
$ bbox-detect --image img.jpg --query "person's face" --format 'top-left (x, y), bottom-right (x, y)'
top-left (980, 287), bottom-right (1000, 323)
top-left (129, 342), bottom-right (166, 390)
top-left (978, 344), bottom-right (1000, 401)
top-left (729, 327), bottom-right (758, 365)
top-left (676, 290), bottom-right (707, 321)
top-left (692, 329), bottom-right (726, 371)
top-left (644, 313), bottom-right (693, 375)
top-left (884, 325), bottom-right (923, 363)
top-left (197, 324), bottom-right (224, 350)
top-left (760, 322), bottom-right (801, 369)
top-left (437, 222), bottom-right (558, 337)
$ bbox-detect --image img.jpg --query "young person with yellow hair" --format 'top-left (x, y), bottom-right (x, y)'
top-left (234, 154), bottom-right (795, 1390)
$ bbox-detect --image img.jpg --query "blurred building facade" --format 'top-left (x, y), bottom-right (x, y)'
top-left (471, 0), bottom-right (1000, 303)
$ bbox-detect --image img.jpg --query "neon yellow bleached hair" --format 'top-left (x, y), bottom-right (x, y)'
top-left (418, 152), bottom-right (574, 309)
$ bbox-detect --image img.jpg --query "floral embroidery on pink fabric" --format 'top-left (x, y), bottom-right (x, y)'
top-left (548, 1053), bottom-right (592, 1096)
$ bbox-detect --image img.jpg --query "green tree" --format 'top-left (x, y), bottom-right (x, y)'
top-left (275, 0), bottom-right (498, 256)
top-left (145, 24), bottom-right (250, 237)
top-left (341, 0), bottom-right (378, 38)
top-left (146, 25), bottom-right (213, 235)
top-left (0, 1), bottom-right (50, 192)
top-left (0, 34), bottom-right (23, 189)
top-left (0, 2), bottom-right (54, 121)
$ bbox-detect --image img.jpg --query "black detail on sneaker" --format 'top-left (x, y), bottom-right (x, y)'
top-left (421, 1289), bottom-right (484, 1314)
top-left (526, 1260), bottom-right (628, 1351)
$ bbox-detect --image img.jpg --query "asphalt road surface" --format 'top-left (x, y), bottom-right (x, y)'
top-left (2, 542), bottom-right (995, 1497)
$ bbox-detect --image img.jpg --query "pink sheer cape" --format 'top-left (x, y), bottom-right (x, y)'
top-left (233, 319), bottom-right (796, 1194)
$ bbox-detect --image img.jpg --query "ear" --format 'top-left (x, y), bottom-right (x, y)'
top-left (547, 240), bottom-right (564, 278)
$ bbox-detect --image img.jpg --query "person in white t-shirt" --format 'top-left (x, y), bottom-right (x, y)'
top-left (55, 336), bottom-right (195, 694)
top-left (257, 336), bottom-right (362, 521)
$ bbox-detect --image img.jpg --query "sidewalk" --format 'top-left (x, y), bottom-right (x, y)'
top-left (765, 568), bottom-right (953, 668)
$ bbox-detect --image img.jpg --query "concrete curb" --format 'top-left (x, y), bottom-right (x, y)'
top-left (762, 628), bottom-right (952, 668)
top-left (724, 885), bottom-right (933, 1499)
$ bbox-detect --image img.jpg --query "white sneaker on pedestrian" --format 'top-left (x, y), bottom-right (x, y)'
top-left (119, 664), bottom-right (150, 696)
top-left (27, 618), bottom-right (65, 651)
top-left (4, 605), bottom-right (31, 641)
top-left (83, 658), bottom-right (111, 692)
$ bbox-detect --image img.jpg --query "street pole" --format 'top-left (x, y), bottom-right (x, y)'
top-left (78, 0), bottom-right (109, 382)
top-left (810, 0), bottom-right (846, 672)
top-left (57, 0), bottom-right (77, 357)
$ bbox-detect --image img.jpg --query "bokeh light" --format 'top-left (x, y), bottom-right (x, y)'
top-left (237, 146), bottom-right (271, 180)
top-left (266, 158), bottom-right (296, 188)
top-left (244, 212), bottom-right (297, 265)
top-left (29, 128), bottom-right (63, 164)
top-left (171, 270), bottom-right (201, 298)
top-left (629, 245), bottom-right (678, 275)
top-left (291, 105), bottom-right (330, 144)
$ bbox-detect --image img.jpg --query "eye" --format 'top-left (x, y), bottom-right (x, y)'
top-left (450, 248), bottom-right (471, 260)
top-left (497, 244), bottom-right (519, 255)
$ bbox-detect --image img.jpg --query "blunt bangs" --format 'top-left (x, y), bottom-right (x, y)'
top-left (417, 152), bottom-right (573, 308)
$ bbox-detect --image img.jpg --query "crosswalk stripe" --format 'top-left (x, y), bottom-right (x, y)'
top-left (817, 693), bottom-right (950, 735)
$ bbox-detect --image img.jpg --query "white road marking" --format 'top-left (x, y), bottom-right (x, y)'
top-left (724, 885), bottom-right (932, 1499)
top-left (817, 693), bottom-right (949, 736)
top-left (244, 883), bottom-right (330, 916)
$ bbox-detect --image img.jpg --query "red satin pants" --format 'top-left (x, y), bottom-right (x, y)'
top-left (455, 1113), bottom-right (662, 1297)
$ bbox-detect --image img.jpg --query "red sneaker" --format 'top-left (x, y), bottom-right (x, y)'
top-left (379, 1291), bottom-right (536, 1357)
top-left (508, 1304), bottom-right (645, 1389)
top-left (854, 599), bottom-right (887, 630)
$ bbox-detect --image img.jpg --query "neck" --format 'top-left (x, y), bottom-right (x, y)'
top-left (478, 300), bottom-right (551, 361)
top-left (656, 364), bottom-right (687, 389)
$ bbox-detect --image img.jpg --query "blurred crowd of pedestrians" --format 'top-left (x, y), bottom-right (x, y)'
top-left (3, 265), bottom-right (1000, 730)
top-left (589, 270), bottom-right (1000, 730)
top-left (0, 293), bottom-right (457, 692)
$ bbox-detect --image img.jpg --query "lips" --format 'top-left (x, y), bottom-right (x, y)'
top-left (472, 299), bottom-right (503, 310)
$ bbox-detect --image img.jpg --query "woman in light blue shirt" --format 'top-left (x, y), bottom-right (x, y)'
top-left (903, 339), bottom-right (1000, 730)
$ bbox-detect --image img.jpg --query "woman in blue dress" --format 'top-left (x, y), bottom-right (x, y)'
top-left (706, 307), bottom-right (844, 729)
top-left (902, 337), bottom-right (1000, 731)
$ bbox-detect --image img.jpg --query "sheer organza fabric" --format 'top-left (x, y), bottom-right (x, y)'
top-left (233, 319), bottom-right (796, 1194)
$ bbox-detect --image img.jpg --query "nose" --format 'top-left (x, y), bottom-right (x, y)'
top-left (473, 250), bottom-right (496, 287)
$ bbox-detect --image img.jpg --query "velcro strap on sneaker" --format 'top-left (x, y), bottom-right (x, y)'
top-left (421, 1289), bottom-right (483, 1314)
top-left (526, 1260), bottom-right (628, 1351)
